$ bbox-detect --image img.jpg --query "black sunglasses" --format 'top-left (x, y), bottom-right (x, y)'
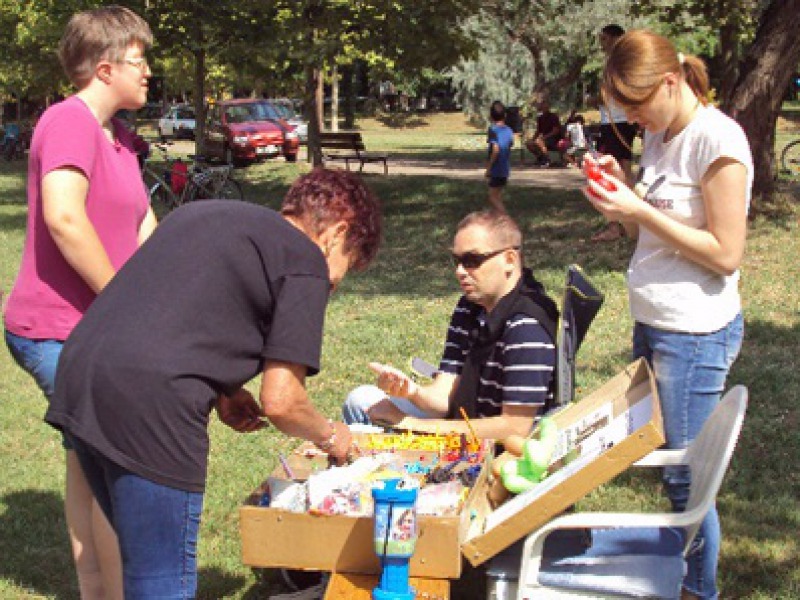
top-left (451, 246), bottom-right (518, 269)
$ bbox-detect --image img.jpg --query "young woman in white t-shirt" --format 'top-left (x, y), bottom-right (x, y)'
top-left (582, 30), bottom-right (752, 600)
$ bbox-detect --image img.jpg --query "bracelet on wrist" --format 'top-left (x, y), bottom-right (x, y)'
top-left (316, 419), bottom-right (337, 452)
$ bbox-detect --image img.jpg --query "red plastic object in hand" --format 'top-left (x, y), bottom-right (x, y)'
top-left (585, 186), bottom-right (602, 200)
top-left (584, 163), bottom-right (603, 181)
top-left (597, 178), bottom-right (617, 192)
top-left (584, 163), bottom-right (617, 192)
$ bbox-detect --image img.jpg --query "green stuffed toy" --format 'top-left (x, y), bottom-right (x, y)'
top-left (500, 417), bottom-right (558, 494)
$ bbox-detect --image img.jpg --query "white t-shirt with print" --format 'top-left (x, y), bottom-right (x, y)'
top-left (628, 105), bottom-right (753, 334)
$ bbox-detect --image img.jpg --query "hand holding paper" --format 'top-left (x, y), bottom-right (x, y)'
top-left (368, 362), bottom-right (419, 399)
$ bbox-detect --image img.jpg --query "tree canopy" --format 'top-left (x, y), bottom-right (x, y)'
top-left (1, 0), bottom-right (797, 201)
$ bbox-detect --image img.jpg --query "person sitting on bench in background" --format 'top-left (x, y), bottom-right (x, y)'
top-left (563, 113), bottom-right (589, 167)
top-left (525, 99), bottom-right (562, 167)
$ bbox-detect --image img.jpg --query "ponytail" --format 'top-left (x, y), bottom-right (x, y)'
top-left (681, 54), bottom-right (710, 105)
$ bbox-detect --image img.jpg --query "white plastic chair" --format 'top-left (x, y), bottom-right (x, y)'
top-left (514, 385), bottom-right (748, 599)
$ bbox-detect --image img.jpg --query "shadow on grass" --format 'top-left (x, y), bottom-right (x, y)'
top-left (0, 211), bottom-right (26, 232)
top-left (0, 490), bottom-right (77, 598)
top-left (727, 318), bottom-right (799, 496)
top-left (0, 490), bottom-right (261, 599)
top-left (698, 317), bottom-right (798, 598)
top-left (196, 566), bottom-right (248, 599)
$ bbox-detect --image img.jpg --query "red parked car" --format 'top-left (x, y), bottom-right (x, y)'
top-left (204, 99), bottom-right (299, 165)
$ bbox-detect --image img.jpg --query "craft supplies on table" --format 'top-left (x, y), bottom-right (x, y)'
top-left (240, 432), bottom-right (493, 579)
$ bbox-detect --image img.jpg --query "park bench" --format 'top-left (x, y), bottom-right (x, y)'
top-left (319, 131), bottom-right (389, 174)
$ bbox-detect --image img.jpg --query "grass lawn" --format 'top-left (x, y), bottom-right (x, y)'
top-left (0, 112), bottom-right (798, 599)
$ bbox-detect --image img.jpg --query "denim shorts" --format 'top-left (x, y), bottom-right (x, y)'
top-left (68, 433), bottom-right (204, 599)
top-left (4, 329), bottom-right (71, 449)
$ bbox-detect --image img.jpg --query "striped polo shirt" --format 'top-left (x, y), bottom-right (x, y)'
top-left (438, 297), bottom-right (556, 418)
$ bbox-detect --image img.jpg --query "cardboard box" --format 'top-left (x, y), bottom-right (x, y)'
top-left (461, 357), bottom-right (663, 566)
top-left (239, 358), bottom-right (662, 577)
top-left (239, 442), bottom-right (491, 579)
top-left (324, 572), bottom-right (450, 599)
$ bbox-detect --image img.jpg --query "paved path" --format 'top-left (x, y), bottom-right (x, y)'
top-left (382, 157), bottom-right (586, 190)
top-left (172, 141), bottom-right (586, 190)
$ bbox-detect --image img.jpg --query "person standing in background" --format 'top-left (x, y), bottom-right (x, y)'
top-left (592, 24), bottom-right (639, 242)
top-left (3, 6), bottom-right (157, 599)
top-left (485, 100), bottom-right (514, 212)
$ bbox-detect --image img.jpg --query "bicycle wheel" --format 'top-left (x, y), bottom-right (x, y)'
top-left (149, 182), bottom-right (178, 212)
top-left (780, 139), bottom-right (800, 179)
top-left (217, 178), bottom-right (244, 201)
top-left (186, 175), bottom-right (214, 201)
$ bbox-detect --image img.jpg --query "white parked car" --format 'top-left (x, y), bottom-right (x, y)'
top-left (158, 105), bottom-right (196, 140)
top-left (269, 99), bottom-right (308, 143)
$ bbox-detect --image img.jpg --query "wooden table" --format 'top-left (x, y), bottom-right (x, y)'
top-left (324, 572), bottom-right (450, 599)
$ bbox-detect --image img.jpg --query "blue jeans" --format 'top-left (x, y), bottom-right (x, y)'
top-left (4, 329), bottom-right (62, 398)
top-left (67, 434), bottom-right (204, 599)
top-left (4, 329), bottom-right (72, 448)
top-left (341, 384), bottom-right (437, 425)
top-left (633, 313), bottom-right (744, 600)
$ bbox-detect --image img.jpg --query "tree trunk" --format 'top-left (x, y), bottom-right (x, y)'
top-left (712, 0), bottom-right (744, 103)
top-left (316, 69), bottom-right (324, 132)
top-left (193, 46), bottom-right (206, 155)
top-left (306, 65), bottom-right (323, 167)
top-left (342, 64), bottom-right (355, 129)
top-left (535, 56), bottom-right (586, 105)
top-left (716, 21), bottom-right (740, 102)
top-left (722, 0), bottom-right (800, 203)
top-left (330, 65), bottom-right (339, 132)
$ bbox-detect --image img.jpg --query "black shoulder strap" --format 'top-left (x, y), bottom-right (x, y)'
top-left (515, 293), bottom-right (557, 345)
top-left (447, 269), bottom-right (559, 419)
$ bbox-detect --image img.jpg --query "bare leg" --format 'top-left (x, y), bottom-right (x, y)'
top-left (591, 221), bottom-right (624, 241)
top-left (525, 138), bottom-right (546, 163)
top-left (66, 451), bottom-right (123, 600)
top-left (93, 501), bottom-right (123, 600)
top-left (488, 187), bottom-right (506, 213)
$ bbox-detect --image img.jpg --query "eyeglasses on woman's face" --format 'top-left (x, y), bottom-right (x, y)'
top-left (121, 56), bottom-right (149, 71)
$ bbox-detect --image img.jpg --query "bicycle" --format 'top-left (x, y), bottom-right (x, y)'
top-left (142, 141), bottom-right (243, 211)
top-left (2, 137), bottom-right (25, 161)
top-left (2, 126), bottom-right (28, 161)
top-left (780, 137), bottom-right (800, 179)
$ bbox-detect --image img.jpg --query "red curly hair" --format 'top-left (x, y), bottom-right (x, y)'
top-left (281, 168), bottom-right (382, 271)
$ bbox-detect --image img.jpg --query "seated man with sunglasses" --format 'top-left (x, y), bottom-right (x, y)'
top-left (343, 210), bottom-right (558, 439)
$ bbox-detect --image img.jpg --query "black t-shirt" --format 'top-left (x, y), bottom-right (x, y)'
top-left (46, 201), bottom-right (330, 492)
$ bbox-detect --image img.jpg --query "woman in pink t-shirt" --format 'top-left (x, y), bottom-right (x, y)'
top-left (3, 7), bottom-right (156, 599)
